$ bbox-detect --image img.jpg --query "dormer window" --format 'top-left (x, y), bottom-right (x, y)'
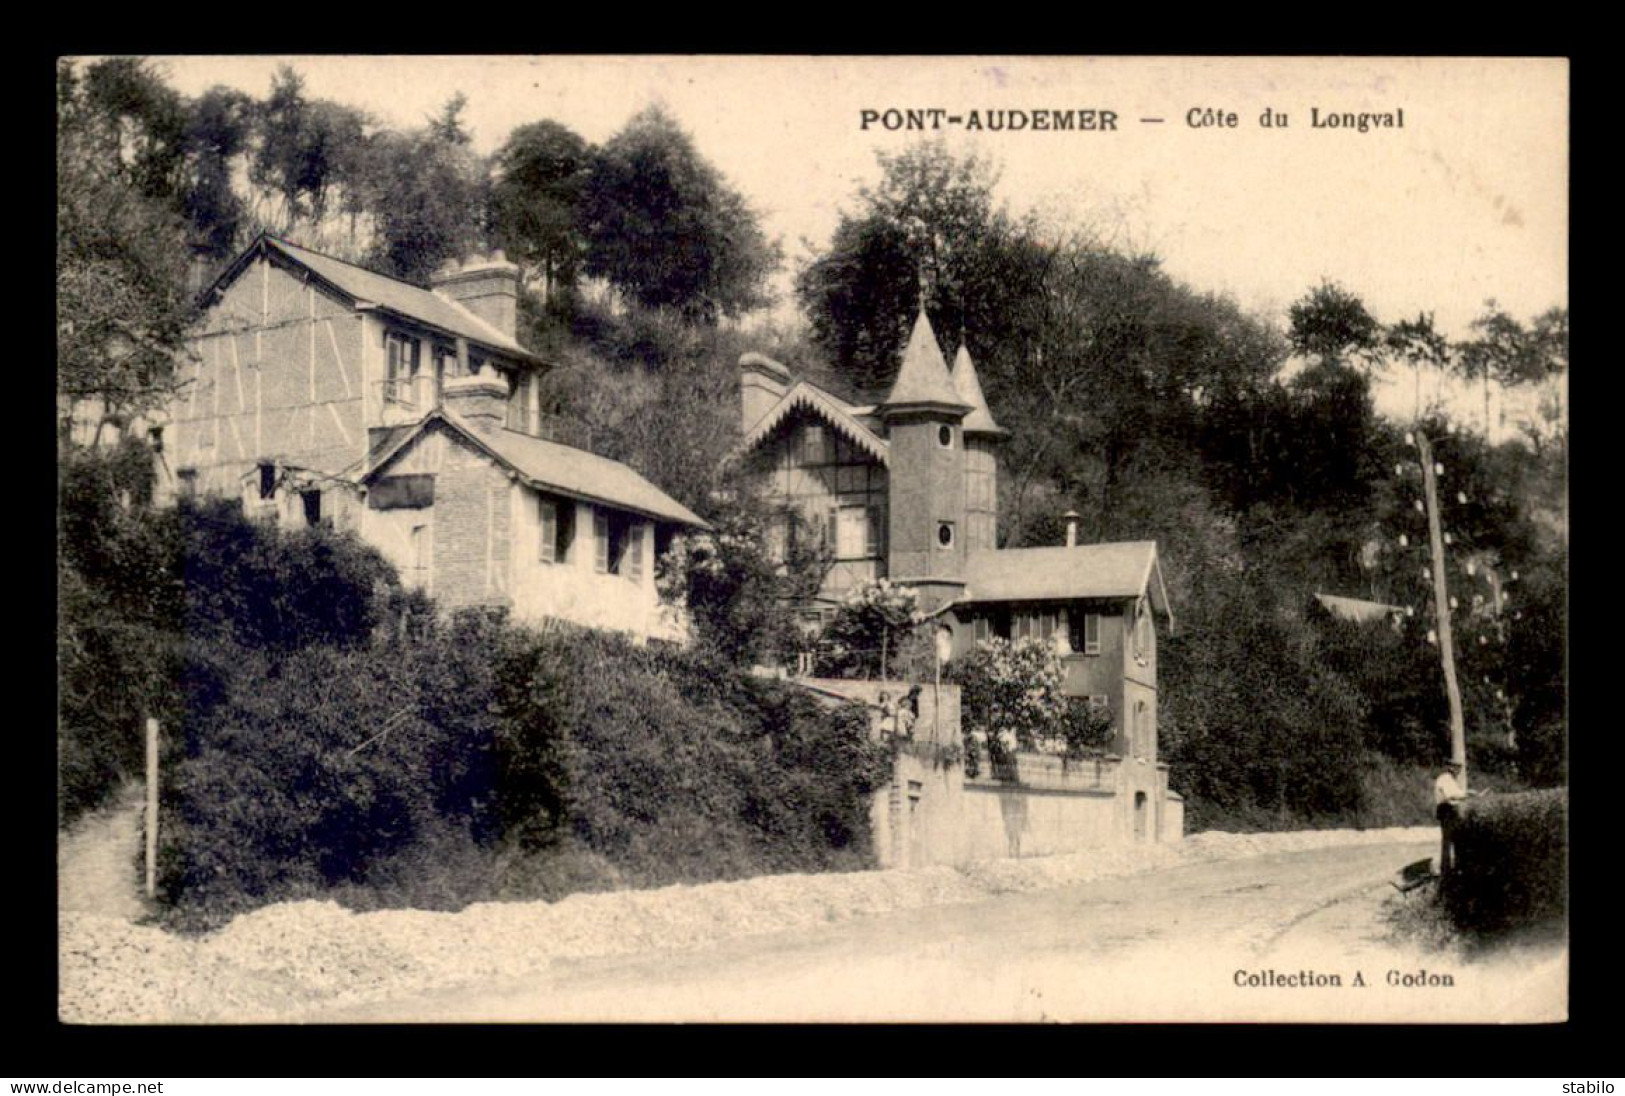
top-left (257, 461), bottom-right (277, 500)
top-left (936, 521), bottom-right (955, 549)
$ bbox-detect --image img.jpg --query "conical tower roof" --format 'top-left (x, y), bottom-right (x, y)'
top-left (878, 310), bottom-right (973, 419)
top-left (951, 344), bottom-right (1007, 437)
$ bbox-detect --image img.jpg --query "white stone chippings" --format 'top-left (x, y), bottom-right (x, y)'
top-left (60, 826), bottom-right (1438, 1022)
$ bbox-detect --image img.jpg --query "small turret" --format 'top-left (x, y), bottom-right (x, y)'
top-left (952, 343), bottom-right (1005, 550)
top-left (878, 311), bottom-right (972, 609)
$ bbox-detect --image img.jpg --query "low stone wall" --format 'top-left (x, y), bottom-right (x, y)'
top-left (797, 677), bottom-right (1183, 870)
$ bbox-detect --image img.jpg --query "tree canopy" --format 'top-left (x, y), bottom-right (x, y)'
top-left (581, 106), bottom-right (778, 321)
top-left (57, 59), bottom-right (197, 437)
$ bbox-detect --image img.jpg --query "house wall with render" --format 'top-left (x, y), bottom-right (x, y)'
top-left (946, 600), bottom-right (1143, 754)
top-left (166, 255), bottom-right (367, 498)
top-left (508, 481), bottom-right (685, 642)
top-left (806, 678), bottom-right (1182, 871)
top-left (360, 423), bottom-right (512, 611)
top-left (359, 418), bottom-right (684, 639)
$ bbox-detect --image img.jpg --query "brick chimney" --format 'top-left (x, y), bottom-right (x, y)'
top-left (431, 250), bottom-right (522, 342)
top-left (739, 352), bottom-right (791, 434)
top-left (1063, 509), bottom-right (1081, 547)
top-left (442, 373), bottom-right (511, 436)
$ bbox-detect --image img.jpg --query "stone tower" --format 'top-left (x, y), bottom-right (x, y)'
top-left (951, 342), bottom-right (1007, 552)
top-left (878, 311), bottom-right (973, 611)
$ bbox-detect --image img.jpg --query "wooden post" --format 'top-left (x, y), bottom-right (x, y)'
top-left (144, 718), bottom-right (159, 900)
top-left (1417, 432), bottom-right (1468, 782)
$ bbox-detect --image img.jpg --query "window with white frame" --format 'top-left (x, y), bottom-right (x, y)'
top-left (1069, 608), bottom-right (1102, 655)
top-left (626, 523), bottom-right (645, 584)
top-left (385, 332), bottom-right (419, 406)
top-left (835, 505), bottom-right (869, 559)
top-left (594, 511), bottom-right (611, 573)
top-left (593, 511), bottom-right (636, 577)
top-left (1013, 609), bottom-right (1058, 643)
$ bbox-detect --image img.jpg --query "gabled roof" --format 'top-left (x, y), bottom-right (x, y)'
top-left (363, 410), bottom-right (706, 528)
top-left (950, 344), bottom-right (1006, 437)
top-left (204, 234), bottom-right (544, 364)
top-left (740, 380), bottom-right (890, 464)
top-left (1312, 593), bottom-right (1405, 624)
top-left (877, 311), bottom-right (973, 418)
top-left (959, 541), bottom-right (1172, 625)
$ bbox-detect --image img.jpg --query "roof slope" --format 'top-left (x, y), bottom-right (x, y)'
top-left (878, 311), bottom-right (972, 416)
top-left (211, 234), bottom-right (539, 361)
top-left (739, 380), bottom-right (890, 463)
top-left (365, 410), bottom-right (706, 528)
top-left (1313, 593), bottom-right (1404, 623)
top-left (961, 541), bottom-right (1170, 620)
top-left (950, 344), bottom-right (1005, 436)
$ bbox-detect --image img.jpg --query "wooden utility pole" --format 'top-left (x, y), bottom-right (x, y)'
top-left (144, 717), bottom-right (159, 900)
top-left (1416, 432), bottom-right (1468, 782)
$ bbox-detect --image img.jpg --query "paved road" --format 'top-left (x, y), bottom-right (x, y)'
top-left (312, 840), bottom-right (1565, 1023)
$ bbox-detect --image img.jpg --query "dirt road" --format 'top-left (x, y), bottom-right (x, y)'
top-left (311, 839), bottom-right (1565, 1023)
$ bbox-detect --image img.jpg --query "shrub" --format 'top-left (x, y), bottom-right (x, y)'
top-left (58, 463), bottom-right (406, 830)
top-left (1442, 788), bottom-right (1566, 935)
top-left (821, 579), bottom-right (923, 680)
top-left (156, 614), bottom-right (894, 925)
top-left (952, 636), bottom-right (1071, 774)
top-left (158, 624), bottom-right (504, 928)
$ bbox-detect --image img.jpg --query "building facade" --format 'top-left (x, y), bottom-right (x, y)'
top-left (739, 311), bottom-right (1173, 764)
top-left (154, 234), bottom-right (703, 641)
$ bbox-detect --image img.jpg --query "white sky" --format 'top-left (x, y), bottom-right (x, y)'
top-left (148, 55), bottom-right (1568, 431)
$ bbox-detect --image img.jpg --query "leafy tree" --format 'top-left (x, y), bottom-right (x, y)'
top-left (489, 120), bottom-right (593, 300)
top-left (182, 85), bottom-right (256, 261)
top-left (57, 58), bottom-right (197, 439)
top-left (581, 105), bottom-right (777, 321)
top-left (1457, 302), bottom-right (1569, 441)
top-left (822, 579), bottom-right (923, 680)
top-left (796, 142), bottom-right (1046, 396)
top-left (654, 479), bottom-right (811, 666)
top-left (952, 637), bottom-right (1070, 774)
top-left (1288, 281), bottom-right (1381, 372)
top-left (246, 66), bottom-right (371, 239)
top-left (1383, 312), bottom-right (1452, 422)
top-left (362, 96), bottom-right (487, 285)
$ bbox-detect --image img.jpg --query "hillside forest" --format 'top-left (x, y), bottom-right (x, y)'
top-left (60, 58), bottom-right (1566, 866)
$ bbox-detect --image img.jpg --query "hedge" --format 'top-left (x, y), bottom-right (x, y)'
top-left (1443, 788), bottom-right (1567, 934)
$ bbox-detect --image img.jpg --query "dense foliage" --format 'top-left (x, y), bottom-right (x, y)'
top-left (952, 638), bottom-right (1067, 775)
top-left (59, 62), bottom-right (1566, 845)
top-left (59, 452), bottom-right (888, 924)
top-left (1442, 789), bottom-right (1566, 934)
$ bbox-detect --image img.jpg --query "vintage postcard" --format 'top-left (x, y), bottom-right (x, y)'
top-left (57, 55), bottom-right (1568, 1024)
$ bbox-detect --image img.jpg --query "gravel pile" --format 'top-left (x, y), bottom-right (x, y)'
top-left (60, 825), bottom-right (1436, 1023)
